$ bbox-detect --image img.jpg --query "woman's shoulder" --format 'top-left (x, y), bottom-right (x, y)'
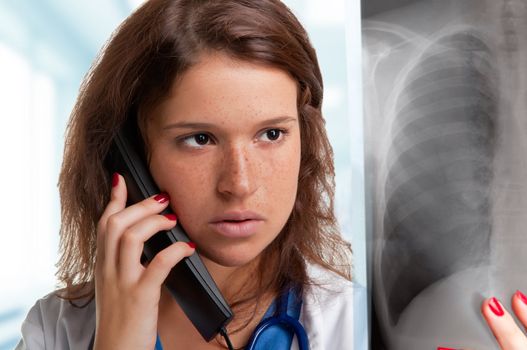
top-left (304, 262), bottom-right (362, 299)
top-left (15, 287), bottom-right (95, 350)
top-left (300, 263), bottom-right (367, 350)
top-left (303, 263), bottom-right (362, 309)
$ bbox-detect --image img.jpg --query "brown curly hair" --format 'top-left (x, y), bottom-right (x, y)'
top-left (56, 0), bottom-right (352, 335)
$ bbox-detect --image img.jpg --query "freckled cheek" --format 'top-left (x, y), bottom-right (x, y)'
top-left (261, 145), bottom-right (301, 205)
top-left (154, 161), bottom-right (213, 216)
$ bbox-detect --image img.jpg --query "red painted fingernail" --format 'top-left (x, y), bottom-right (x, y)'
top-left (516, 290), bottom-right (527, 305)
top-left (164, 213), bottom-right (177, 221)
top-left (112, 172), bottom-right (119, 187)
top-left (154, 193), bottom-right (170, 203)
top-left (186, 242), bottom-right (196, 249)
top-left (437, 347), bottom-right (457, 350)
top-left (489, 297), bottom-right (504, 316)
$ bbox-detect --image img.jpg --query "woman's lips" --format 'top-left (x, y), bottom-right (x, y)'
top-left (209, 219), bottom-right (263, 238)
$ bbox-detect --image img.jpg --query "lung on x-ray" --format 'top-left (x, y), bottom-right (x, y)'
top-left (362, 0), bottom-right (527, 349)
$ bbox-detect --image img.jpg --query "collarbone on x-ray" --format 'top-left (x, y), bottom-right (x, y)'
top-left (362, 0), bottom-right (527, 349)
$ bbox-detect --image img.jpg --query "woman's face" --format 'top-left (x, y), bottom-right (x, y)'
top-left (146, 53), bottom-right (301, 268)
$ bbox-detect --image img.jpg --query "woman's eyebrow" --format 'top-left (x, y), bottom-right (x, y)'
top-left (162, 116), bottom-right (298, 130)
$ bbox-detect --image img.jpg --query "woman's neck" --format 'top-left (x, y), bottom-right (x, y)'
top-left (204, 255), bottom-right (263, 298)
top-left (157, 254), bottom-right (276, 349)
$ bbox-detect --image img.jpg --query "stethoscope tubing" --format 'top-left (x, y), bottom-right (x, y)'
top-left (245, 287), bottom-right (309, 350)
top-left (245, 313), bottom-right (309, 350)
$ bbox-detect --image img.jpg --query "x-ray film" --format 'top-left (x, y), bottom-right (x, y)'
top-left (362, 0), bottom-right (527, 349)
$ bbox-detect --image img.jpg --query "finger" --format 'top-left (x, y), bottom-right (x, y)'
top-left (512, 290), bottom-right (527, 331)
top-left (98, 173), bottom-right (128, 231)
top-left (139, 241), bottom-right (196, 290)
top-left (481, 297), bottom-right (527, 350)
top-left (104, 192), bottom-right (170, 271)
top-left (96, 173), bottom-right (128, 268)
top-left (118, 213), bottom-right (178, 282)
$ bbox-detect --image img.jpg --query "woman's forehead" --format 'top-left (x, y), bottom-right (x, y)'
top-left (150, 53), bottom-right (299, 128)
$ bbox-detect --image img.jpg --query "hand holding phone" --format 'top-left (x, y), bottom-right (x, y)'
top-left (99, 123), bottom-right (232, 346)
top-left (93, 173), bottom-right (196, 350)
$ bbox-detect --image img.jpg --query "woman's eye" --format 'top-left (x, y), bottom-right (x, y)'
top-left (181, 133), bottom-right (211, 147)
top-left (260, 128), bottom-right (286, 142)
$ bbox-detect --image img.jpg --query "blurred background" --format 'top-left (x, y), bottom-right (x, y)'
top-left (0, 0), bottom-right (364, 348)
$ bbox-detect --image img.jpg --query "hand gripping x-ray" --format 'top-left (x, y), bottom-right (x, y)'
top-left (362, 0), bottom-right (527, 349)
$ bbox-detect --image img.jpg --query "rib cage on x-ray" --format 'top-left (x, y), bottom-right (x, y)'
top-left (363, 0), bottom-right (527, 348)
top-left (381, 31), bottom-right (497, 325)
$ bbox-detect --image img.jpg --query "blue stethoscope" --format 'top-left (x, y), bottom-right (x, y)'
top-left (244, 287), bottom-right (309, 350)
top-left (89, 288), bottom-right (309, 350)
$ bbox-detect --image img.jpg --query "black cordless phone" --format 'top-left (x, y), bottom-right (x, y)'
top-left (105, 120), bottom-right (233, 342)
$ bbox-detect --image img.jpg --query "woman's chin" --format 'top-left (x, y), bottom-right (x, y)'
top-left (198, 247), bottom-right (261, 269)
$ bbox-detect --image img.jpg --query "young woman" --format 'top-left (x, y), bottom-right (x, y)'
top-left (15, 0), bottom-right (527, 349)
top-left (16, 0), bottom-right (357, 349)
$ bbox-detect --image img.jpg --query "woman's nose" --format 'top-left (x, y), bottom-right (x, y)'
top-left (216, 144), bottom-right (257, 199)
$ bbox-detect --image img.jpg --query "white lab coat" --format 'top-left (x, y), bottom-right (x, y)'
top-left (15, 264), bottom-right (366, 349)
